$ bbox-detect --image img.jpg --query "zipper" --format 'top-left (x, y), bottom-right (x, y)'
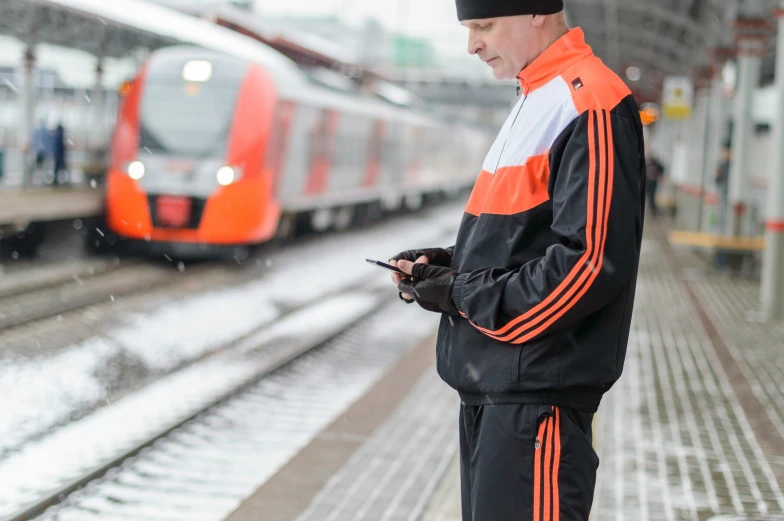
top-left (492, 92), bottom-right (526, 174)
top-left (535, 435), bottom-right (541, 450)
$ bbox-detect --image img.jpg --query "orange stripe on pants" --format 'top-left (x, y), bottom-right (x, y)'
top-left (553, 407), bottom-right (561, 521)
top-left (543, 416), bottom-right (553, 521)
top-left (533, 418), bottom-right (549, 521)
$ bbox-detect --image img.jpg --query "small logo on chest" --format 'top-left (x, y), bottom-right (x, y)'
top-left (571, 77), bottom-right (584, 90)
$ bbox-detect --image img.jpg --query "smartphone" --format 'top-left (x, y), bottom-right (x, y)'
top-left (366, 258), bottom-right (410, 277)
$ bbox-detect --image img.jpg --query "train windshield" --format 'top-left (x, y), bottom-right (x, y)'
top-left (139, 51), bottom-right (248, 158)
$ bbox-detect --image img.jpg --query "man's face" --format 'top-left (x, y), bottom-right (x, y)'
top-left (462, 15), bottom-right (540, 80)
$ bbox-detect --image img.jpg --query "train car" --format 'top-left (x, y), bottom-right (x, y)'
top-left (104, 44), bottom-right (491, 257)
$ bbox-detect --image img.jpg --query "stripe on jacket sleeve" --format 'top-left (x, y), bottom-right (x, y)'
top-left (508, 108), bottom-right (614, 344)
top-left (460, 110), bottom-right (607, 341)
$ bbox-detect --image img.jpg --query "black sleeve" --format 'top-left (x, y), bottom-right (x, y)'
top-left (451, 108), bottom-right (643, 344)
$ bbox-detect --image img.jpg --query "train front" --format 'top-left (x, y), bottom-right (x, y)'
top-left (106, 47), bottom-right (280, 257)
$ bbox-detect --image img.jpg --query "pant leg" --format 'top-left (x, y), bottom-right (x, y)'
top-left (461, 403), bottom-right (598, 521)
top-left (555, 407), bottom-right (599, 521)
top-left (459, 404), bottom-right (474, 521)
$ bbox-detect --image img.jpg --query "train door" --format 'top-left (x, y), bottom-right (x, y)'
top-left (276, 105), bottom-right (315, 201)
top-left (363, 119), bottom-right (384, 188)
top-left (265, 100), bottom-right (297, 198)
top-left (304, 109), bottom-right (339, 195)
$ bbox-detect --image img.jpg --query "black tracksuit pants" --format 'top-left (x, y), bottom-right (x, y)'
top-left (459, 403), bottom-right (598, 521)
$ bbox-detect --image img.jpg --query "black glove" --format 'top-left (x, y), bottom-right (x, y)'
top-left (389, 247), bottom-right (453, 268)
top-left (397, 263), bottom-right (459, 316)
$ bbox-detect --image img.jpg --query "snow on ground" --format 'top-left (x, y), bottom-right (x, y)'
top-left (28, 300), bottom-right (441, 521)
top-left (0, 201), bottom-right (463, 458)
top-left (0, 292), bottom-right (437, 518)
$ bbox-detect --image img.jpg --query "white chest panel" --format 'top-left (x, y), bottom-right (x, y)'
top-left (481, 76), bottom-right (580, 174)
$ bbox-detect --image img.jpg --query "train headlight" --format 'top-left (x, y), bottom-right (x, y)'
top-left (183, 60), bottom-right (213, 82)
top-left (216, 166), bottom-right (237, 186)
top-left (127, 161), bottom-right (145, 180)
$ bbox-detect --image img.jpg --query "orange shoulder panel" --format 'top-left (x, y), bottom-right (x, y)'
top-left (561, 56), bottom-right (631, 115)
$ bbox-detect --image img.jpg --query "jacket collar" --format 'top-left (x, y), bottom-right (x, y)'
top-left (517, 27), bottom-right (593, 95)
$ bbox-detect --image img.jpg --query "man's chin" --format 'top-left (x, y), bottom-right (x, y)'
top-left (491, 68), bottom-right (514, 80)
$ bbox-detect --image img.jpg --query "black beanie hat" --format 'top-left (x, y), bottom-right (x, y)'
top-left (456, 0), bottom-right (564, 21)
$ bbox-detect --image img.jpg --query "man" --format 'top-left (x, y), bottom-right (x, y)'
top-left (645, 151), bottom-right (665, 218)
top-left (53, 123), bottom-right (67, 187)
top-left (389, 2), bottom-right (646, 520)
top-left (31, 119), bottom-right (49, 176)
top-left (715, 144), bottom-right (731, 234)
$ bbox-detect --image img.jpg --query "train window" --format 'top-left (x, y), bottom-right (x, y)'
top-left (139, 82), bottom-right (239, 157)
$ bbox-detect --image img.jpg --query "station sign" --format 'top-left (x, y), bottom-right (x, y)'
top-left (662, 76), bottom-right (694, 120)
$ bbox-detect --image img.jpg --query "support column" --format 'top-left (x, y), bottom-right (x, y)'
top-left (90, 59), bottom-right (106, 151)
top-left (761, 7), bottom-right (784, 320)
top-left (728, 36), bottom-right (763, 236)
top-left (701, 69), bottom-right (730, 231)
top-left (18, 46), bottom-right (36, 188)
top-left (679, 87), bottom-right (709, 231)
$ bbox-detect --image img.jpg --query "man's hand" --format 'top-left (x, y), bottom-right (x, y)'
top-left (396, 262), bottom-right (459, 316)
top-left (389, 247), bottom-right (452, 302)
top-left (389, 255), bottom-right (428, 302)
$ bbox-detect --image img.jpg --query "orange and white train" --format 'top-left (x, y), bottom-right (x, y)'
top-left (105, 45), bottom-right (492, 256)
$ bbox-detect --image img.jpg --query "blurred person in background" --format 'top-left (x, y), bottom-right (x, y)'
top-left (31, 118), bottom-right (49, 181)
top-left (715, 143), bottom-right (731, 234)
top-left (52, 123), bottom-right (67, 187)
top-left (645, 150), bottom-right (665, 219)
top-left (388, 1), bottom-right (646, 519)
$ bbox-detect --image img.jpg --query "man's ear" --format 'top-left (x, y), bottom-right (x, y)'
top-left (531, 14), bottom-right (547, 28)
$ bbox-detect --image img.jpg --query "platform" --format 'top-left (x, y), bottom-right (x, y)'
top-left (0, 186), bottom-right (104, 228)
top-left (220, 218), bottom-right (784, 521)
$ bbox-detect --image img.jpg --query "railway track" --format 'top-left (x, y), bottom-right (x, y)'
top-left (0, 196), bottom-right (464, 338)
top-left (0, 258), bottom-right (138, 300)
top-left (0, 286), bottom-right (433, 521)
top-left (0, 262), bottom-right (211, 330)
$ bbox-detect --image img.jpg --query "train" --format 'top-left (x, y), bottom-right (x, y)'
top-left (102, 44), bottom-right (493, 257)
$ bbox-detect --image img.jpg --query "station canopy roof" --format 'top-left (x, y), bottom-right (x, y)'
top-left (566, 0), bottom-right (773, 100)
top-left (0, 0), bottom-right (306, 87)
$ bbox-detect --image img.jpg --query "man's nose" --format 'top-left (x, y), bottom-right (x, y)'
top-left (467, 32), bottom-right (483, 55)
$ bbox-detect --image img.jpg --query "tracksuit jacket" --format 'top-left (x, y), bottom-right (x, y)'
top-left (440, 28), bottom-right (646, 412)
